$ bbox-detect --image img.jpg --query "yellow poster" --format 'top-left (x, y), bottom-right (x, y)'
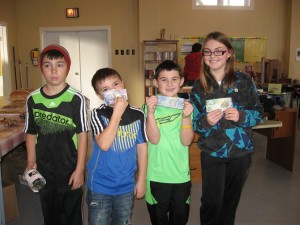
top-left (244, 38), bottom-right (267, 63)
top-left (177, 36), bottom-right (201, 68)
top-left (268, 83), bottom-right (282, 94)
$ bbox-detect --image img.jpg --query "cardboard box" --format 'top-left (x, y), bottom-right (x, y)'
top-left (2, 151), bottom-right (27, 183)
top-left (2, 182), bottom-right (20, 222)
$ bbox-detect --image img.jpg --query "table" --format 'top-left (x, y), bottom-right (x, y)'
top-left (0, 118), bottom-right (26, 158)
top-left (0, 96), bottom-right (25, 225)
top-left (254, 108), bottom-right (298, 171)
top-left (253, 119), bottom-right (282, 130)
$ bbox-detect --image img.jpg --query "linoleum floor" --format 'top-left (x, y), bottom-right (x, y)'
top-left (7, 112), bottom-right (300, 225)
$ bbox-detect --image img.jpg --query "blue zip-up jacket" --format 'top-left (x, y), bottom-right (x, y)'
top-left (190, 71), bottom-right (263, 158)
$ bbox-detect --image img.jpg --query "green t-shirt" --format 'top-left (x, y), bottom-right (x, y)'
top-left (142, 104), bottom-right (191, 184)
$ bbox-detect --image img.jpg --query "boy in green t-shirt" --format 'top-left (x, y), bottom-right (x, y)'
top-left (142, 60), bottom-right (194, 225)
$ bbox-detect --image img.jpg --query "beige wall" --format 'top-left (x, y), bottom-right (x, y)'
top-left (289, 0), bottom-right (300, 81)
top-left (139, 0), bottom-right (286, 66)
top-left (1, 0), bottom-right (299, 106)
top-left (13, 0), bottom-right (141, 105)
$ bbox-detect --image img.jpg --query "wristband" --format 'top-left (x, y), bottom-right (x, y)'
top-left (181, 125), bottom-right (192, 129)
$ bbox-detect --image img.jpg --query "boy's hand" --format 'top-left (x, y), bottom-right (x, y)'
top-left (182, 101), bottom-right (193, 118)
top-left (26, 160), bottom-right (37, 170)
top-left (146, 96), bottom-right (158, 114)
top-left (113, 96), bottom-right (128, 117)
top-left (68, 169), bottom-right (84, 190)
top-left (207, 109), bottom-right (223, 126)
top-left (134, 179), bottom-right (146, 199)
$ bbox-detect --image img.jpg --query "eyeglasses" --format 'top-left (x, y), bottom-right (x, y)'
top-left (202, 50), bottom-right (227, 56)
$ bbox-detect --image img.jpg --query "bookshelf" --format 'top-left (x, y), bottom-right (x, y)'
top-left (143, 40), bottom-right (178, 100)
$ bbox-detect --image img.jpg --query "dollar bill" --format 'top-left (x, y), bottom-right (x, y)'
top-left (157, 95), bottom-right (185, 109)
top-left (103, 89), bottom-right (128, 106)
top-left (206, 97), bottom-right (233, 113)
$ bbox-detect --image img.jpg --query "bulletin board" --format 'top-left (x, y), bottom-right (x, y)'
top-left (177, 36), bottom-right (267, 68)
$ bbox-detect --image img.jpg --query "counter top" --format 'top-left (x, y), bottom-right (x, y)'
top-left (253, 119), bottom-right (282, 129)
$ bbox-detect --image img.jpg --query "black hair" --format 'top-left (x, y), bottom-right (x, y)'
top-left (154, 60), bottom-right (182, 80)
top-left (40, 49), bottom-right (64, 61)
top-left (91, 68), bottom-right (122, 93)
top-left (192, 43), bottom-right (202, 52)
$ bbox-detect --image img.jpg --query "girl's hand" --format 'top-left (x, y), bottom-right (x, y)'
top-left (207, 109), bottom-right (223, 126)
top-left (182, 101), bottom-right (193, 118)
top-left (146, 96), bottom-right (158, 114)
top-left (224, 107), bottom-right (239, 122)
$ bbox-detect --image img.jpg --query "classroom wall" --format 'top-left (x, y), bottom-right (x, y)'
top-left (139, 0), bottom-right (286, 67)
top-left (14, 0), bottom-right (140, 106)
top-left (1, 0), bottom-right (299, 106)
top-left (289, 0), bottom-right (300, 80)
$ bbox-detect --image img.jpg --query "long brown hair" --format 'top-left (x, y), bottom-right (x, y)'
top-left (199, 31), bottom-right (236, 93)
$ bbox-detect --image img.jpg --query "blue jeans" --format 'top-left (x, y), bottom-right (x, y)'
top-left (86, 189), bottom-right (134, 225)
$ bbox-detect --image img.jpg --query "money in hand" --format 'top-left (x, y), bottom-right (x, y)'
top-left (206, 97), bottom-right (233, 113)
top-left (157, 95), bottom-right (185, 109)
top-left (103, 89), bottom-right (128, 106)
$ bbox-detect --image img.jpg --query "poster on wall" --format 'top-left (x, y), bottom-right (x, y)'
top-left (177, 36), bottom-right (202, 68)
top-left (229, 38), bottom-right (245, 62)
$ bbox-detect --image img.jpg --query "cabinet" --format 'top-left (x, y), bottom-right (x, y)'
top-left (261, 59), bottom-right (282, 83)
top-left (189, 134), bottom-right (202, 183)
top-left (271, 108), bottom-right (297, 138)
top-left (143, 40), bottom-right (178, 99)
top-left (254, 108), bottom-right (298, 171)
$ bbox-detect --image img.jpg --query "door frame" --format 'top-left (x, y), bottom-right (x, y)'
top-left (39, 26), bottom-right (111, 62)
top-left (0, 22), bottom-right (12, 96)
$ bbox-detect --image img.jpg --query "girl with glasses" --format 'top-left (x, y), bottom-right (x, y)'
top-left (190, 31), bottom-right (263, 225)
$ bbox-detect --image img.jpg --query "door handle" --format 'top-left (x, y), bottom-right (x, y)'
top-left (75, 72), bottom-right (79, 75)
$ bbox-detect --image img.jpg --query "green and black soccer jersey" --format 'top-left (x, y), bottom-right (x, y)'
top-left (24, 85), bottom-right (89, 188)
top-left (142, 105), bottom-right (191, 184)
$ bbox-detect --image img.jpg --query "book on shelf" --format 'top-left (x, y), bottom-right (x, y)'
top-left (145, 69), bottom-right (156, 79)
top-left (145, 79), bottom-right (154, 86)
top-left (145, 86), bottom-right (158, 97)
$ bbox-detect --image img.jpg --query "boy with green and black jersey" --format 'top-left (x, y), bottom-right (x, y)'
top-left (24, 44), bottom-right (89, 225)
top-left (142, 60), bottom-right (194, 225)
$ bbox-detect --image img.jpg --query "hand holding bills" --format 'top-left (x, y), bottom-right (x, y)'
top-left (103, 89), bottom-right (128, 106)
top-left (157, 95), bottom-right (185, 109)
top-left (206, 97), bottom-right (233, 113)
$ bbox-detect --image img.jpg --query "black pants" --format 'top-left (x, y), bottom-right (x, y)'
top-left (39, 187), bottom-right (83, 225)
top-left (200, 152), bottom-right (251, 225)
top-left (147, 181), bottom-right (191, 225)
